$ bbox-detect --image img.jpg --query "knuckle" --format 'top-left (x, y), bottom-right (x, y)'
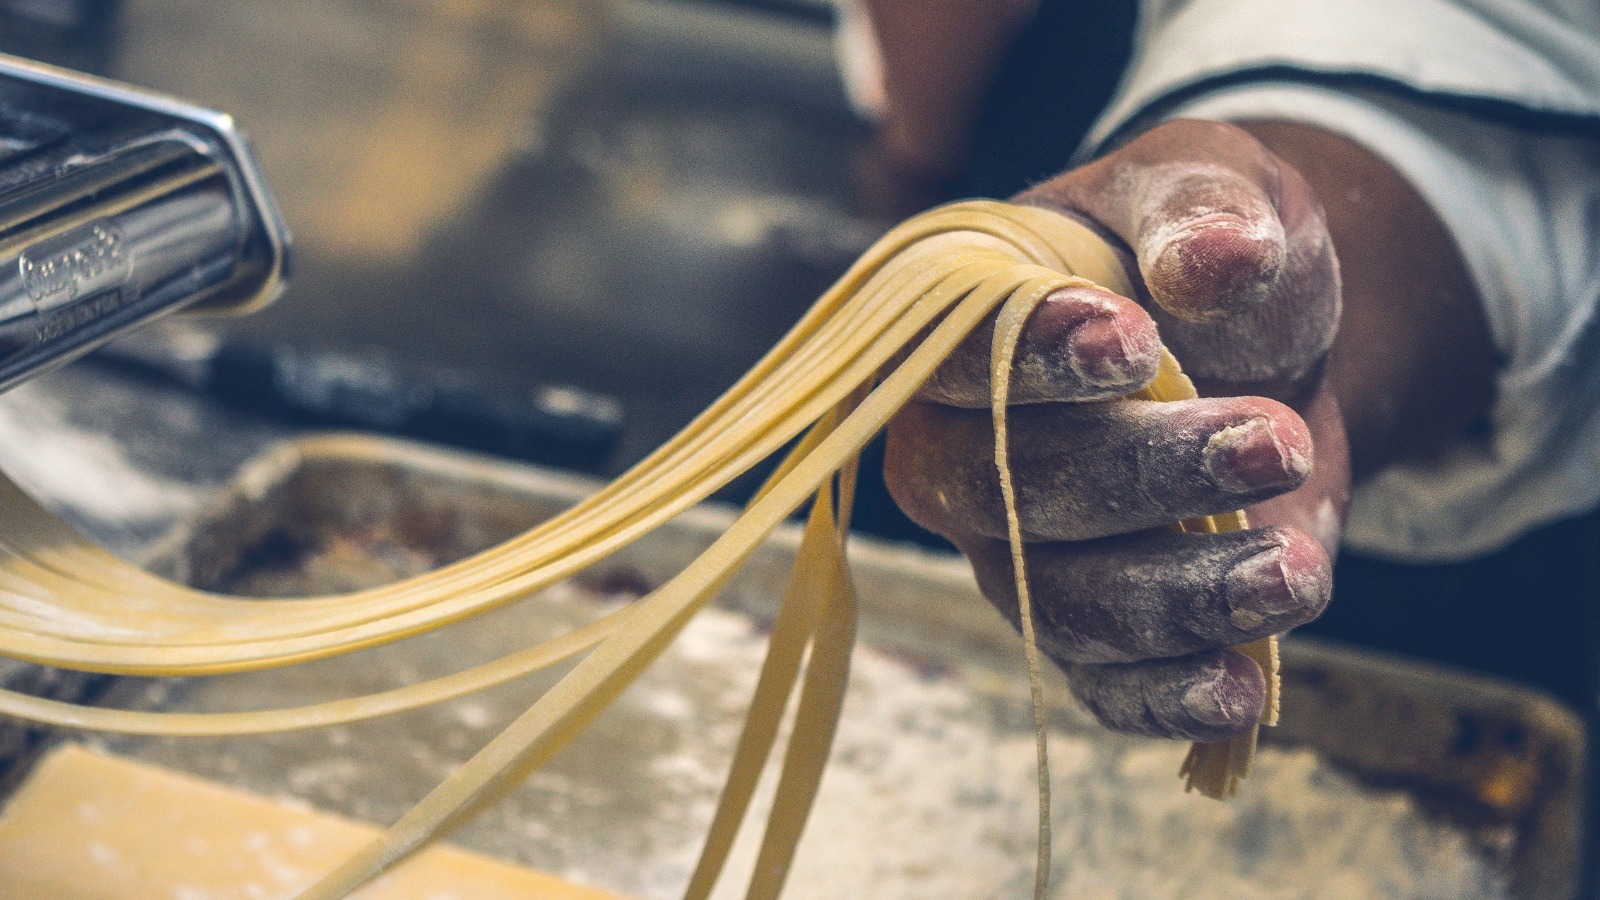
top-left (883, 404), bottom-right (994, 538)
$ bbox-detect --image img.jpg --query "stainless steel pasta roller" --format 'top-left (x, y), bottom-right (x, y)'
top-left (0, 52), bottom-right (289, 393)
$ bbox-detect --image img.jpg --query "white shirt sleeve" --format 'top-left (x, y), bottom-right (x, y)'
top-left (1082, 1), bottom-right (1600, 562)
top-left (1088, 0), bottom-right (1600, 151)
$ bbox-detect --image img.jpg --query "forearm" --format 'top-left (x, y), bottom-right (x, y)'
top-left (1235, 121), bottom-right (1495, 482)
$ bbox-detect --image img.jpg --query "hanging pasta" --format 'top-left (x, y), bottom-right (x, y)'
top-left (0, 200), bottom-right (1277, 897)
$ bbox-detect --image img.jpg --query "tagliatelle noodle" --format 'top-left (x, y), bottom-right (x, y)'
top-left (0, 201), bottom-right (1277, 896)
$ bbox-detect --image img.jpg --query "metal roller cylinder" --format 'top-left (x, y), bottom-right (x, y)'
top-left (0, 52), bottom-right (289, 392)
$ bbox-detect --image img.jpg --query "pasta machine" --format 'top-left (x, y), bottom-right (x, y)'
top-left (0, 52), bottom-right (289, 393)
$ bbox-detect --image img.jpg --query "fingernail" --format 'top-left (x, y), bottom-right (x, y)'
top-left (1202, 416), bottom-right (1309, 493)
top-left (1226, 545), bottom-right (1300, 627)
top-left (1144, 216), bottom-right (1286, 320)
top-left (1182, 669), bottom-right (1253, 728)
top-left (1065, 314), bottom-right (1149, 390)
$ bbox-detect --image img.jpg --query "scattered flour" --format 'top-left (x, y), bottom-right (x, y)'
top-left (0, 388), bottom-right (202, 529)
top-left (108, 581), bottom-right (1510, 899)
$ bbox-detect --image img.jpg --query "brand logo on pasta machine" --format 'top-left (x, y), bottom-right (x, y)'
top-left (17, 221), bottom-right (136, 343)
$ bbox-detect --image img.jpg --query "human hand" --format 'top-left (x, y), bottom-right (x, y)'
top-left (884, 120), bottom-right (1346, 742)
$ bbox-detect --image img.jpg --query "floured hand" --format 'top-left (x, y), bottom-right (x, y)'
top-left (885, 120), bottom-right (1346, 742)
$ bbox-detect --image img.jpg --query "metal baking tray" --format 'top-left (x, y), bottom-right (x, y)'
top-left (10, 434), bottom-right (1585, 898)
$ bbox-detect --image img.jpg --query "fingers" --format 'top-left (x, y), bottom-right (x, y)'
top-left (1068, 650), bottom-right (1268, 742)
top-left (1017, 120), bottom-right (1340, 398)
top-left (956, 520), bottom-right (1329, 743)
top-left (915, 284), bottom-right (1162, 408)
top-left (885, 395), bottom-right (1312, 542)
top-left (958, 526), bottom-right (1331, 665)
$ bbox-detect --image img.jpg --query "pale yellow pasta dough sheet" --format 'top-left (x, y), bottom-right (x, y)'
top-left (0, 743), bottom-right (624, 899)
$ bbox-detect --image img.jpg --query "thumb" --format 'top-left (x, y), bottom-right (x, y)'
top-left (1127, 160), bottom-right (1287, 324)
top-left (1019, 120), bottom-right (1341, 400)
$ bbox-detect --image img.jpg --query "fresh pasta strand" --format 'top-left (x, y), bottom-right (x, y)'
top-left (990, 276), bottom-right (1079, 900)
top-left (0, 200), bottom-right (1276, 896)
